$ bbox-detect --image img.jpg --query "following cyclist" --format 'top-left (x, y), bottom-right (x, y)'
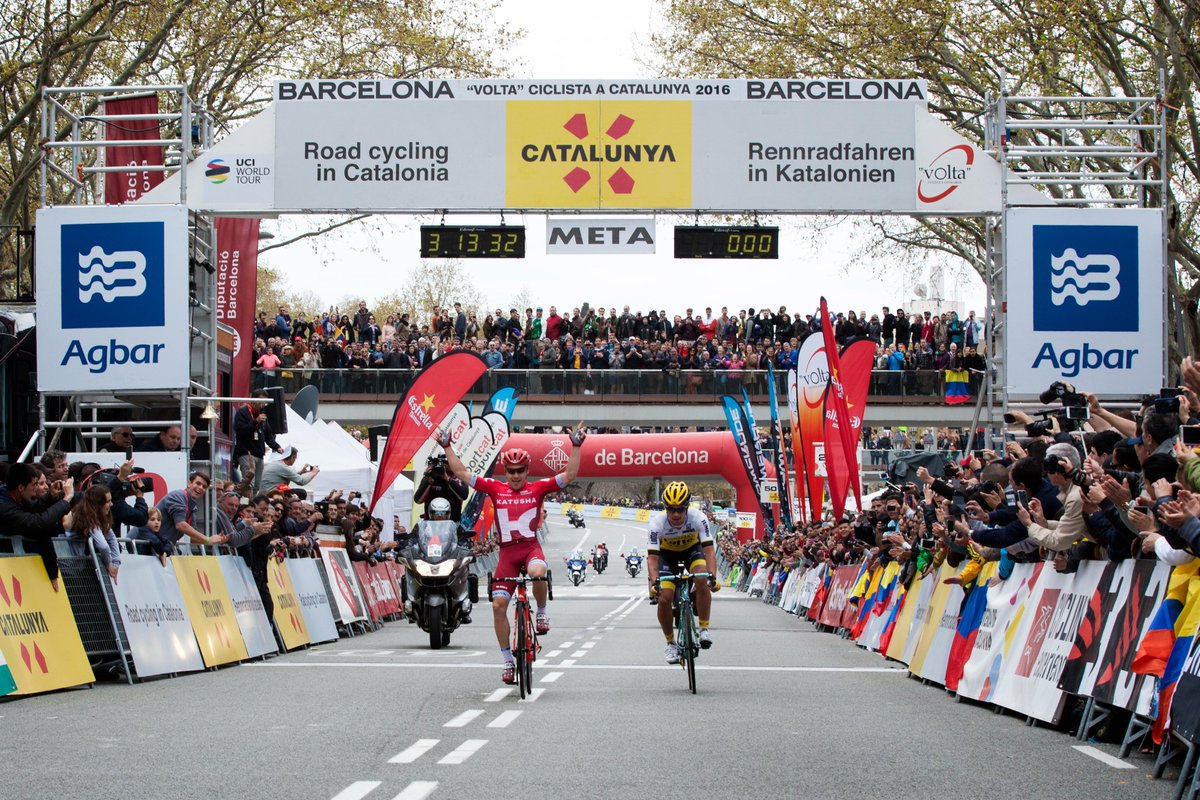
top-left (647, 481), bottom-right (719, 664)
top-left (437, 422), bottom-right (586, 685)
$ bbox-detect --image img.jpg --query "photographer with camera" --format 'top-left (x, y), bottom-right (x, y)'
top-left (84, 454), bottom-right (151, 535)
top-left (970, 457), bottom-right (1063, 549)
top-left (1013, 444), bottom-right (1089, 552)
top-left (233, 392), bottom-right (284, 498)
top-left (415, 453), bottom-right (468, 521)
top-left (260, 446), bottom-right (320, 490)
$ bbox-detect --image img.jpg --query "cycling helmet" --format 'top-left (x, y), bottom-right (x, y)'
top-left (429, 497), bottom-right (451, 518)
top-left (499, 448), bottom-right (532, 468)
top-left (662, 481), bottom-right (690, 508)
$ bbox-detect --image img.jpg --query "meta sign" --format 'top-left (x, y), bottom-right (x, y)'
top-left (36, 204), bottom-right (189, 392)
top-left (1005, 208), bottom-right (1164, 397)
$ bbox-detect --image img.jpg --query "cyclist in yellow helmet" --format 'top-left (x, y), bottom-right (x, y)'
top-left (646, 480), bottom-right (719, 663)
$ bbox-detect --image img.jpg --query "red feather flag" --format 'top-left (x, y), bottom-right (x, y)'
top-left (819, 297), bottom-right (864, 518)
top-left (369, 352), bottom-right (487, 513)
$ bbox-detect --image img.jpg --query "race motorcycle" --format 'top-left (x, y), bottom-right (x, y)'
top-left (625, 554), bottom-right (643, 578)
top-left (566, 557), bottom-right (588, 586)
top-left (401, 520), bottom-right (477, 649)
top-left (566, 509), bottom-right (586, 528)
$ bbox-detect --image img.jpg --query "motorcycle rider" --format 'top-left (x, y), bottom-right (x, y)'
top-left (403, 497), bottom-right (475, 624)
top-left (437, 421), bottom-right (586, 685)
top-left (647, 481), bottom-right (719, 664)
top-left (565, 550), bottom-right (588, 584)
top-left (625, 547), bottom-right (643, 576)
top-left (596, 541), bottom-right (609, 571)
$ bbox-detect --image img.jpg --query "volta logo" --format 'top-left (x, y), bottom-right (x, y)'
top-left (205, 159), bottom-right (230, 183)
top-left (917, 144), bottom-right (974, 203)
top-left (506, 100), bottom-right (692, 208)
top-left (542, 439), bottom-right (569, 473)
top-left (60, 221), bottom-right (165, 329)
top-left (0, 575), bottom-right (49, 675)
top-left (1032, 225), bottom-right (1138, 332)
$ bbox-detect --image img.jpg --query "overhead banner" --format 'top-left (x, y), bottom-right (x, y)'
top-left (267, 560), bottom-right (311, 650)
top-left (35, 204), bottom-right (190, 392)
top-left (163, 79), bottom-right (1019, 215)
top-left (214, 217), bottom-right (261, 399)
top-left (0, 556), bottom-right (94, 694)
top-left (1005, 207), bottom-right (1164, 397)
top-left (287, 558), bottom-right (339, 644)
top-left (172, 556), bottom-right (249, 667)
top-left (217, 555), bottom-right (278, 659)
top-left (320, 548), bottom-right (369, 624)
top-left (113, 554), bottom-right (206, 677)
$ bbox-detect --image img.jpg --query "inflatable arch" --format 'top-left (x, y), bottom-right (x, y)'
top-left (496, 432), bottom-right (775, 539)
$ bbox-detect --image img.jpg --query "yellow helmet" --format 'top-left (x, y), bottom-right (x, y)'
top-left (662, 481), bottom-right (690, 508)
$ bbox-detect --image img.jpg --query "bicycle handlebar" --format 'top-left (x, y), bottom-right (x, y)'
top-left (654, 572), bottom-right (712, 583)
top-left (494, 575), bottom-right (551, 583)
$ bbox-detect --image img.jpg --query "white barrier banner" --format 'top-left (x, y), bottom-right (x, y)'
top-left (1005, 207), bottom-right (1164, 397)
top-left (915, 584), bottom-right (965, 682)
top-left (217, 555), bottom-right (278, 658)
top-left (66, 451), bottom-right (188, 503)
top-left (112, 553), bottom-right (204, 677)
top-left (798, 567), bottom-right (823, 609)
top-left (287, 558), bottom-right (339, 643)
top-left (320, 548), bottom-right (369, 624)
top-left (900, 574), bottom-right (938, 666)
top-left (956, 563), bottom-right (1040, 702)
top-left (35, 204), bottom-right (190, 392)
top-left (990, 561), bottom-right (1105, 723)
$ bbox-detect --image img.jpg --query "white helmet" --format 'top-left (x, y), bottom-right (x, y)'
top-left (429, 497), bottom-right (451, 518)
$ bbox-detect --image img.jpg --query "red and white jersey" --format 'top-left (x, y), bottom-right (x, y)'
top-left (470, 474), bottom-right (565, 546)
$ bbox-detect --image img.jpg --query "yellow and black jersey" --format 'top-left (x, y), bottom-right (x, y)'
top-left (647, 508), bottom-right (714, 554)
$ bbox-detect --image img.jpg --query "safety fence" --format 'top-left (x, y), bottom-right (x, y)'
top-left (723, 556), bottom-right (1200, 800)
top-left (0, 533), bottom-right (422, 697)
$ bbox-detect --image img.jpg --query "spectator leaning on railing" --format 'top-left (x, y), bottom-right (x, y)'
top-left (0, 462), bottom-right (74, 591)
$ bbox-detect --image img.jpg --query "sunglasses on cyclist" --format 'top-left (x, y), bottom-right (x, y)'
top-left (506, 467), bottom-right (528, 475)
top-left (665, 505), bottom-right (688, 513)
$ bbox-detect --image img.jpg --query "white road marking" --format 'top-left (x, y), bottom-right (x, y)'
top-left (605, 627), bottom-right (615, 631)
top-left (544, 650), bottom-right (562, 658)
top-left (570, 650), bottom-right (587, 658)
top-left (331, 782), bottom-right (381, 800)
top-left (444, 709), bottom-right (483, 727)
top-left (484, 688), bottom-right (512, 703)
top-left (389, 739), bottom-right (439, 764)
top-left (488, 710), bottom-right (522, 728)
top-left (520, 688), bottom-right (546, 702)
top-left (391, 781), bottom-right (438, 800)
top-left (573, 531), bottom-right (590, 551)
top-left (540, 671), bottom-right (563, 683)
top-left (561, 641), bottom-right (577, 648)
top-left (438, 739), bottom-right (487, 765)
top-left (250, 662), bottom-right (906, 673)
top-left (586, 626), bottom-right (597, 631)
top-left (582, 641), bottom-right (597, 648)
top-left (1072, 745), bottom-right (1136, 769)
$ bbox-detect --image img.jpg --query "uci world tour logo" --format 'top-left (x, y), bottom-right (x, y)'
top-left (205, 159), bottom-right (230, 183)
top-left (1032, 224), bottom-right (1138, 332)
top-left (60, 221), bottom-right (164, 329)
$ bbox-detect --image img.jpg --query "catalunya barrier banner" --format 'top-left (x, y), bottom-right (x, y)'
top-left (0, 556), bottom-right (94, 694)
top-left (797, 556), bottom-right (1191, 732)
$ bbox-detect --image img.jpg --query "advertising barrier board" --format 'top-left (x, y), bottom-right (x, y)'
top-left (113, 553), bottom-right (205, 677)
top-left (217, 555), bottom-right (278, 659)
top-left (320, 548), bottom-right (369, 624)
top-left (0, 556), bottom-right (95, 694)
top-left (268, 560), bottom-right (311, 650)
top-left (172, 556), bottom-right (249, 666)
top-left (287, 558), bottom-right (339, 644)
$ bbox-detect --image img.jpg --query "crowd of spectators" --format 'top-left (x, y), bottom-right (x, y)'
top-left (720, 357), bottom-right (1200, 597)
top-left (249, 300), bottom-right (988, 397)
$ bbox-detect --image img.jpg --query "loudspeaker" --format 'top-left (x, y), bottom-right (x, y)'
top-left (264, 385), bottom-right (287, 434)
top-left (368, 424), bottom-right (389, 462)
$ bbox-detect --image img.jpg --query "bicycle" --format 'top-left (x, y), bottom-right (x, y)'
top-left (656, 570), bottom-right (710, 694)
top-left (488, 568), bottom-right (553, 699)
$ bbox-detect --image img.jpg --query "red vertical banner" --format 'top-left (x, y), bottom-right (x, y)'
top-left (822, 339), bottom-right (875, 518)
top-left (214, 217), bottom-right (261, 399)
top-left (820, 297), bottom-right (868, 519)
top-left (103, 93), bottom-right (165, 204)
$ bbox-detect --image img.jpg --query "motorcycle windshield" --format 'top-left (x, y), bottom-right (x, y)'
top-left (415, 520), bottom-right (460, 563)
top-left (568, 560), bottom-right (586, 571)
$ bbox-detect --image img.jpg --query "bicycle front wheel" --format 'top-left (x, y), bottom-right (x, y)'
top-left (514, 601), bottom-right (529, 699)
top-left (678, 598), bottom-right (696, 694)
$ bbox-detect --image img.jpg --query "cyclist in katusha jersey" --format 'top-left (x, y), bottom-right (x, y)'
top-left (647, 481), bottom-right (719, 664)
top-left (437, 422), bottom-right (586, 685)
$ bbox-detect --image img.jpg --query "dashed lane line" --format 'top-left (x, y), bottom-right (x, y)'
top-left (392, 781), bottom-right (438, 800)
top-left (520, 688), bottom-right (546, 702)
top-left (331, 781), bottom-right (381, 800)
top-left (484, 688), bottom-right (512, 702)
top-left (540, 671), bottom-right (563, 683)
top-left (488, 710), bottom-right (522, 728)
top-left (581, 641), bottom-right (597, 649)
top-left (570, 650), bottom-right (588, 658)
top-left (437, 739), bottom-right (487, 765)
top-left (544, 650), bottom-right (563, 658)
top-left (388, 739), bottom-right (440, 764)
top-left (443, 709), bottom-right (483, 727)
top-left (559, 659), bottom-right (577, 666)
top-left (1072, 745), bottom-right (1136, 769)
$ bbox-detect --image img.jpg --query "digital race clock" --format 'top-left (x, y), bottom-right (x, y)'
top-left (420, 226), bottom-right (526, 258)
top-left (673, 226), bottom-right (780, 259)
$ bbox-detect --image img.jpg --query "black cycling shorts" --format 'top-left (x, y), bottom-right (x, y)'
top-left (655, 545), bottom-right (708, 590)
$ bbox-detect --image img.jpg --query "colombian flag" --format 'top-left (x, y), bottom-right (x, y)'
top-left (945, 368), bottom-right (971, 405)
top-left (878, 584), bottom-right (909, 654)
top-left (945, 578), bottom-right (992, 692)
top-left (1132, 560), bottom-right (1200, 742)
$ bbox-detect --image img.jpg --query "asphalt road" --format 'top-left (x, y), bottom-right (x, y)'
top-left (0, 517), bottom-right (1180, 800)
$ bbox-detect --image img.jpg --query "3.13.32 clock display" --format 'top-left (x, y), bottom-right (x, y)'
top-left (420, 226), bottom-right (525, 258)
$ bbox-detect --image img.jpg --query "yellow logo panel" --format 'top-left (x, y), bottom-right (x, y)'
top-left (506, 101), bottom-right (692, 209)
top-left (173, 556), bottom-right (249, 666)
top-left (0, 556), bottom-right (94, 694)
top-left (268, 561), bottom-right (311, 651)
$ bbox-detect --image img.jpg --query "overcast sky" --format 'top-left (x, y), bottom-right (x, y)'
top-left (262, 0), bottom-right (988, 319)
